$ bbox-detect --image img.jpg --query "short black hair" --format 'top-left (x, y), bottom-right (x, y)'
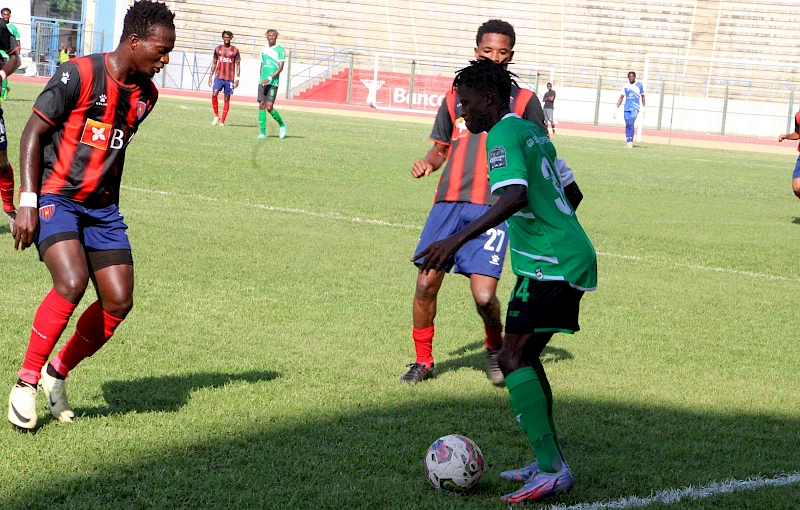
top-left (453, 59), bottom-right (517, 105)
top-left (547, 82), bottom-right (552, 86)
top-left (222, 30), bottom-right (233, 38)
top-left (628, 71), bottom-right (636, 77)
top-left (476, 19), bottom-right (515, 49)
top-left (1, 8), bottom-right (10, 15)
top-left (120, 0), bottom-right (175, 42)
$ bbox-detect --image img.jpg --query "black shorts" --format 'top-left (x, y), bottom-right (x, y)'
top-left (506, 276), bottom-right (584, 335)
top-left (257, 84), bottom-right (278, 103)
top-left (0, 109), bottom-right (7, 150)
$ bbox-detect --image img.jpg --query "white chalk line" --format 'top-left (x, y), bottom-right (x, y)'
top-left (547, 471), bottom-right (800, 510)
top-left (120, 185), bottom-right (799, 283)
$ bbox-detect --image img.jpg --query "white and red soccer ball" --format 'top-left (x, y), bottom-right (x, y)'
top-left (424, 434), bottom-right (485, 491)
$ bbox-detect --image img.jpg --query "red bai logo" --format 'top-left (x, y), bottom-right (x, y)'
top-left (136, 101), bottom-right (147, 120)
top-left (39, 204), bottom-right (55, 221)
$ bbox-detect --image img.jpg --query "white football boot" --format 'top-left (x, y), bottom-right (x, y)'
top-left (39, 365), bottom-right (75, 423)
top-left (211, 116), bottom-right (220, 125)
top-left (8, 382), bottom-right (37, 430)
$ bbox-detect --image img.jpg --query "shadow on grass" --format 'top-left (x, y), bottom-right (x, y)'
top-left (792, 217), bottom-right (800, 225)
top-left (8, 392), bottom-right (800, 509)
top-left (75, 370), bottom-right (281, 417)
top-left (436, 340), bottom-right (573, 379)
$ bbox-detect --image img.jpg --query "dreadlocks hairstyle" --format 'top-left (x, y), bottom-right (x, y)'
top-left (120, 0), bottom-right (175, 42)
top-left (452, 59), bottom-right (518, 105)
top-left (475, 19), bottom-right (516, 48)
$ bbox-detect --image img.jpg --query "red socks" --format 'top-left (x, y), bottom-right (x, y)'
top-left (484, 324), bottom-right (504, 350)
top-left (0, 164), bottom-right (14, 213)
top-left (51, 301), bottom-right (124, 377)
top-left (19, 289), bottom-right (77, 385)
top-left (211, 96), bottom-right (219, 116)
top-left (221, 102), bottom-right (230, 124)
top-left (412, 325), bottom-right (435, 366)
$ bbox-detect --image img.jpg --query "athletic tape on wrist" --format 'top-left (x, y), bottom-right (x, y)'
top-left (19, 192), bottom-right (37, 208)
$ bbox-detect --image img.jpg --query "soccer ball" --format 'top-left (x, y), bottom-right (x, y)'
top-left (423, 434), bottom-right (484, 491)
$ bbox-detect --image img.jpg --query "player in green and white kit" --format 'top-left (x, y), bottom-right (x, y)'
top-left (257, 29), bottom-right (286, 139)
top-left (0, 8), bottom-right (20, 101)
top-left (415, 59), bottom-right (597, 503)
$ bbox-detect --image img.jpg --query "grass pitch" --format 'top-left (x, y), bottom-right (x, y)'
top-left (0, 82), bottom-right (799, 509)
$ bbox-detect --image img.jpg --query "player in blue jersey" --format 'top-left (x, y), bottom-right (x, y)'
top-left (615, 71), bottom-right (645, 148)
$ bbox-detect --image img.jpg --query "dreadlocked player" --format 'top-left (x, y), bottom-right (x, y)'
top-left (415, 59), bottom-right (597, 503)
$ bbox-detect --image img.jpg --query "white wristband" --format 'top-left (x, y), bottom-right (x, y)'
top-left (19, 192), bottom-right (37, 208)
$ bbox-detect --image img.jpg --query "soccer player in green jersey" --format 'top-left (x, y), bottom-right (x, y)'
top-left (257, 29), bottom-right (286, 139)
top-left (0, 8), bottom-right (19, 101)
top-left (415, 59), bottom-right (597, 503)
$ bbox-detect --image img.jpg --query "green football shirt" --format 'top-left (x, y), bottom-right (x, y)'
top-left (260, 44), bottom-right (285, 86)
top-left (487, 114), bottom-right (597, 291)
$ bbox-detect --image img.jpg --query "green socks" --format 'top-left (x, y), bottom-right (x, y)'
top-left (506, 366), bottom-right (562, 473)
top-left (258, 110), bottom-right (267, 134)
top-left (270, 109), bottom-right (285, 127)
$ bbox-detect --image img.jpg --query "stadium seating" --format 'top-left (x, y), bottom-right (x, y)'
top-left (169, 0), bottom-right (800, 97)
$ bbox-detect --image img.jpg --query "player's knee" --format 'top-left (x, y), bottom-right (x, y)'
top-left (498, 346), bottom-right (523, 376)
top-left (266, 104), bottom-right (274, 112)
top-left (0, 160), bottom-right (9, 174)
top-left (53, 275), bottom-right (89, 303)
top-left (102, 294), bottom-right (133, 319)
top-left (792, 180), bottom-right (800, 197)
top-left (414, 276), bottom-right (440, 302)
top-left (472, 290), bottom-right (496, 311)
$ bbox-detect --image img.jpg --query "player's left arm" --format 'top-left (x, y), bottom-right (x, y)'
top-left (414, 185), bottom-right (527, 273)
top-left (208, 48), bottom-right (218, 87)
top-left (234, 50), bottom-right (241, 88)
top-left (0, 29), bottom-right (20, 80)
top-left (555, 157), bottom-right (582, 210)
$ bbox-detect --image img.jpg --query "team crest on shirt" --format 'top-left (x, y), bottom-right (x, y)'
top-left (136, 101), bottom-right (147, 120)
top-left (452, 117), bottom-right (469, 141)
top-left (39, 204), bottom-right (55, 221)
top-left (80, 119), bottom-right (113, 150)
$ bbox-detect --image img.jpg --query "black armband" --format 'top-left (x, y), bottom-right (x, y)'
top-left (564, 181), bottom-right (583, 210)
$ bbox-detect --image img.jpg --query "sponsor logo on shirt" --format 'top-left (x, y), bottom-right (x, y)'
top-left (80, 119), bottom-right (112, 150)
top-left (526, 136), bottom-right (550, 147)
top-left (488, 146), bottom-right (507, 171)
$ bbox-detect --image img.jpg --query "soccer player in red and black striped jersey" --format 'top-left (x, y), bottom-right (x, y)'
top-left (7, 0), bottom-right (175, 431)
top-left (209, 30), bottom-right (240, 127)
top-left (0, 17), bottom-right (20, 230)
top-left (401, 20), bottom-right (548, 386)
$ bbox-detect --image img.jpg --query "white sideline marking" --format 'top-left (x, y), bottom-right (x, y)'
top-left (120, 186), bottom-right (420, 230)
top-left (120, 185), bottom-right (799, 282)
top-left (598, 252), bottom-right (800, 282)
top-left (547, 471), bottom-right (800, 510)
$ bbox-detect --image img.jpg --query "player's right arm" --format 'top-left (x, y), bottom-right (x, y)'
top-left (412, 142), bottom-right (448, 178)
top-left (413, 96), bottom-right (453, 178)
top-left (14, 62), bottom-right (81, 250)
top-left (208, 47), bottom-right (218, 87)
top-left (778, 132), bottom-right (800, 142)
top-left (13, 115), bottom-right (54, 250)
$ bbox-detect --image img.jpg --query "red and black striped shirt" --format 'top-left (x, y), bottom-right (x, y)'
top-left (213, 44), bottom-right (240, 81)
top-left (429, 85), bottom-right (545, 205)
top-left (32, 53), bottom-right (158, 206)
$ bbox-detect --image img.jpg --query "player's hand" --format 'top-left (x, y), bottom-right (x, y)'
top-left (208, 76), bottom-right (212, 87)
top-left (411, 159), bottom-right (434, 178)
top-left (413, 236), bottom-right (462, 274)
top-left (779, 134), bottom-right (787, 142)
top-left (12, 207), bottom-right (37, 251)
top-left (234, 79), bottom-right (239, 89)
top-left (613, 109), bottom-right (618, 119)
top-left (260, 79), bottom-right (269, 86)
top-left (641, 106), bottom-right (647, 118)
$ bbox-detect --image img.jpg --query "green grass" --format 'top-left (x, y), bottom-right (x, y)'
top-left (0, 82), bottom-right (799, 509)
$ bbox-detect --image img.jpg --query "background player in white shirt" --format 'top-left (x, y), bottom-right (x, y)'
top-left (615, 71), bottom-right (645, 148)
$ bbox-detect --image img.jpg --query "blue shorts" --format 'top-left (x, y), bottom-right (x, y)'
top-left (213, 77), bottom-right (235, 95)
top-left (793, 154), bottom-right (800, 180)
top-left (414, 202), bottom-right (507, 279)
top-left (34, 194), bottom-right (131, 259)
